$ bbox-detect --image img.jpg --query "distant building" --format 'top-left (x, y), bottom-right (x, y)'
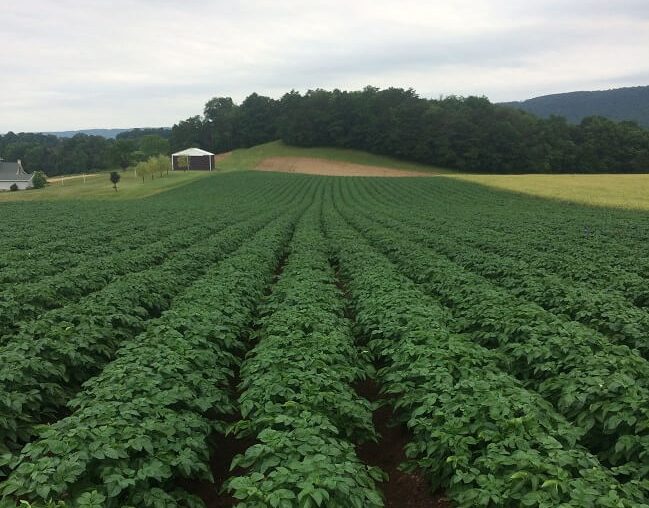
top-left (0, 159), bottom-right (33, 190)
top-left (171, 148), bottom-right (215, 171)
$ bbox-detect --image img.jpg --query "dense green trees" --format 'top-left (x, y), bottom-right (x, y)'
top-left (0, 130), bottom-right (171, 176)
top-left (274, 87), bottom-right (649, 173)
top-left (3, 86), bottom-right (649, 175)
top-left (171, 87), bottom-right (649, 173)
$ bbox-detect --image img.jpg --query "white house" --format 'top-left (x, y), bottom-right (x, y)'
top-left (0, 159), bottom-right (33, 190)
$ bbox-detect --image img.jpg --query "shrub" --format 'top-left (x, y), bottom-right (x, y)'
top-left (9, 183), bottom-right (18, 192)
top-left (31, 171), bottom-right (47, 189)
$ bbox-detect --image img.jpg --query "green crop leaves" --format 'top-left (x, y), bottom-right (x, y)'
top-left (1, 182), bottom-right (311, 507)
top-left (227, 209), bottom-right (384, 507)
top-left (322, 198), bottom-right (649, 507)
top-left (3, 173), bottom-right (649, 506)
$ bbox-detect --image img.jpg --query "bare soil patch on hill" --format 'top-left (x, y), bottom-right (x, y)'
top-left (213, 152), bottom-right (232, 165)
top-left (255, 156), bottom-right (435, 177)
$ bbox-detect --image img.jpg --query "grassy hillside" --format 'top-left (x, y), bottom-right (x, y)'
top-left (216, 140), bottom-right (450, 173)
top-left (501, 85), bottom-right (649, 127)
top-left (0, 170), bottom-right (210, 202)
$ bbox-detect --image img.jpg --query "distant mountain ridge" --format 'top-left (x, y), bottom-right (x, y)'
top-left (500, 85), bottom-right (649, 128)
top-left (40, 128), bottom-right (170, 139)
top-left (40, 128), bottom-right (130, 138)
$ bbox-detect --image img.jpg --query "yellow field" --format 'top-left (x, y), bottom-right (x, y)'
top-left (450, 173), bottom-right (649, 211)
top-left (0, 170), bottom-right (211, 202)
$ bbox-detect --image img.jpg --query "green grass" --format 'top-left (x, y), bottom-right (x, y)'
top-left (0, 170), bottom-right (211, 202)
top-left (216, 140), bottom-right (450, 173)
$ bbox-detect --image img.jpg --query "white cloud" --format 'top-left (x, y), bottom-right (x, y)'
top-left (1, 0), bottom-right (648, 131)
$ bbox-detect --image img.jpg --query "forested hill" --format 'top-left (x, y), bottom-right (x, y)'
top-left (501, 86), bottom-right (649, 128)
top-left (39, 128), bottom-right (171, 139)
top-left (41, 129), bottom-right (130, 139)
top-left (4, 87), bottom-right (649, 175)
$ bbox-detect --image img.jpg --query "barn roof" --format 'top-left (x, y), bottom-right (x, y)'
top-left (172, 148), bottom-right (214, 157)
top-left (0, 161), bottom-right (33, 182)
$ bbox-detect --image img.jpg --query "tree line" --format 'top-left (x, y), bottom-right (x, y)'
top-left (172, 86), bottom-right (649, 173)
top-left (0, 129), bottom-right (170, 176)
top-left (3, 86), bottom-right (649, 174)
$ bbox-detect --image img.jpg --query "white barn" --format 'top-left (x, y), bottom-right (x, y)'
top-left (0, 160), bottom-right (33, 190)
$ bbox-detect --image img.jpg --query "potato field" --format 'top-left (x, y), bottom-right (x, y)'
top-left (1, 172), bottom-right (649, 508)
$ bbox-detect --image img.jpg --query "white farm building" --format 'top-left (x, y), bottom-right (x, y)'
top-left (171, 148), bottom-right (215, 171)
top-left (0, 160), bottom-right (33, 190)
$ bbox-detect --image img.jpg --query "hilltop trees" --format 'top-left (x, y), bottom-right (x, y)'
top-left (170, 87), bottom-right (649, 173)
top-left (203, 97), bottom-right (238, 152)
top-left (3, 87), bottom-right (649, 175)
top-left (170, 116), bottom-right (209, 153)
top-left (238, 93), bottom-right (279, 147)
top-left (271, 87), bottom-right (649, 173)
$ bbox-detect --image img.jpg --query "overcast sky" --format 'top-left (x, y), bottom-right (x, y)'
top-left (1, 0), bottom-right (648, 132)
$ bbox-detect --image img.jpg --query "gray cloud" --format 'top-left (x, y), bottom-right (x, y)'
top-left (1, 0), bottom-right (648, 131)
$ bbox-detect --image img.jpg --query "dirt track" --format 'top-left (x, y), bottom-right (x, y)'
top-left (255, 157), bottom-right (434, 177)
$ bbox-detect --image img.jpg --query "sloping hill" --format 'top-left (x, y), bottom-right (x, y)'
top-left (501, 85), bottom-right (649, 127)
top-left (216, 141), bottom-right (449, 175)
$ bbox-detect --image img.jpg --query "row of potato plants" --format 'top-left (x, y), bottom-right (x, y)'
top-left (372, 175), bottom-right (649, 258)
top-left (0, 220), bottom-right (239, 341)
top-left (322, 201), bottom-right (649, 507)
top-left (0, 174), bottom-right (314, 456)
top-left (338, 202), bottom-right (649, 488)
top-left (0, 176), bottom-right (292, 334)
top-left (0, 208), bottom-right (287, 460)
top-left (226, 206), bottom-right (385, 507)
top-left (359, 177), bottom-right (649, 306)
top-left (423, 227), bottom-right (649, 354)
top-left (0, 172), bottom-right (300, 287)
top-left (346, 175), bottom-right (649, 347)
top-left (0, 204), bottom-right (198, 286)
top-left (0, 208), bottom-right (227, 287)
top-left (1, 230), bottom-right (143, 287)
top-left (0, 211), bottom-right (303, 508)
top-left (363, 177), bottom-right (649, 306)
top-left (0, 210), bottom-right (126, 278)
top-left (432, 217), bottom-right (649, 309)
top-left (346, 186), bottom-right (649, 358)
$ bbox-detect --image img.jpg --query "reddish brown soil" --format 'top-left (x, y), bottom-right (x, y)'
top-left (356, 380), bottom-right (452, 508)
top-left (255, 157), bottom-right (435, 177)
top-left (180, 387), bottom-right (451, 508)
top-left (178, 419), bottom-right (254, 507)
